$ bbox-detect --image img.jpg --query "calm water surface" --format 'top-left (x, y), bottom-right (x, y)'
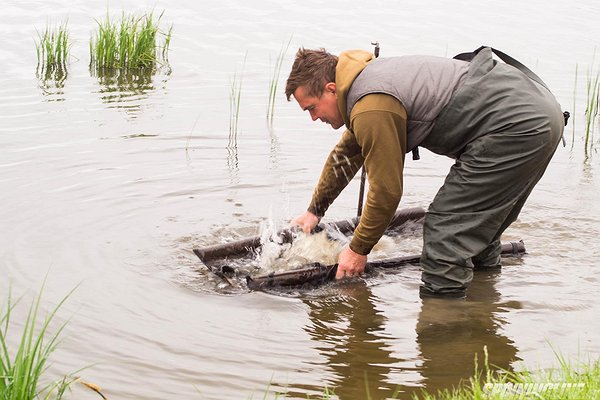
top-left (1, 0), bottom-right (600, 399)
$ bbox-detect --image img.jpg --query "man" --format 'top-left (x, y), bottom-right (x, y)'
top-left (285, 46), bottom-right (564, 298)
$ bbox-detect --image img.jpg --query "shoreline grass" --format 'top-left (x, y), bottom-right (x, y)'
top-left (0, 285), bottom-right (79, 399)
top-left (413, 347), bottom-right (598, 400)
top-left (252, 347), bottom-right (599, 399)
top-left (89, 10), bottom-right (172, 73)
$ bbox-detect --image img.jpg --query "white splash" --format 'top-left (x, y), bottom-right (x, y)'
top-left (253, 211), bottom-right (424, 273)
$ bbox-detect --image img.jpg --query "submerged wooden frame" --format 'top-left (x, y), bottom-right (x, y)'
top-left (192, 207), bottom-right (526, 290)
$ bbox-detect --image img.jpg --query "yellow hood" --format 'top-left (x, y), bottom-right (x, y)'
top-left (336, 50), bottom-right (375, 127)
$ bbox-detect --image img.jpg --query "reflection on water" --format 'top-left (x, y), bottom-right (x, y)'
top-left (227, 133), bottom-right (240, 184)
top-left (268, 131), bottom-right (280, 170)
top-left (581, 158), bottom-right (594, 184)
top-left (91, 65), bottom-right (171, 117)
top-left (285, 269), bottom-right (522, 400)
top-left (299, 283), bottom-right (406, 400)
top-left (415, 270), bottom-right (521, 397)
top-left (37, 65), bottom-right (67, 101)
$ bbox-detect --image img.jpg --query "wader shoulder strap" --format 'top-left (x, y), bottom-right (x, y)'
top-left (455, 46), bottom-right (570, 143)
top-left (453, 46), bottom-right (549, 90)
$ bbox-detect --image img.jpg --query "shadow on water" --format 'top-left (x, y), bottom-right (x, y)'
top-left (279, 269), bottom-right (522, 400)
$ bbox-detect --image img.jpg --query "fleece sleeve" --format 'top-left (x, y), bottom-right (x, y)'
top-left (307, 129), bottom-right (364, 217)
top-left (349, 94), bottom-right (408, 255)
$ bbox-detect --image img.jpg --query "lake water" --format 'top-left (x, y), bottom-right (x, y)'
top-left (1, 0), bottom-right (600, 399)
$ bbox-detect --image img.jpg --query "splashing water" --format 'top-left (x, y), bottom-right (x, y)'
top-left (187, 212), bottom-right (425, 295)
top-left (255, 219), bottom-right (348, 272)
top-left (254, 217), bottom-right (424, 273)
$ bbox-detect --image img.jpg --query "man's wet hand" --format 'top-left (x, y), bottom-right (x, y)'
top-left (290, 211), bottom-right (320, 234)
top-left (335, 246), bottom-right (367, 279)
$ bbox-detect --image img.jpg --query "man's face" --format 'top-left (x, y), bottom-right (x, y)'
top-left (293, 83), bottom-right (344, 129)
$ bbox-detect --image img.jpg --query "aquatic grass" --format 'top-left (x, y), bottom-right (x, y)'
top-left (226, 54), bottom-right (247, 179)
top-left (35, 20), bottom-right (71, 81)
top-left (571, 63), bottom-right (577, 151)
top-left (0, 284), bottom-right (79, 399)
top-left (583, 60), bottom-right (599, 158)
top-left (229, 72), bottom-right (242, 139)
top-left (229, 53), bottom-right (247, 141)
top-left (267, 37), bottom-right (292, 127)
top-left (90, 10), bottom-right (172, 72)
top-left (162, 24), bottom-right (173, 62)
top-left (185, 114), bottom-right (202, 156)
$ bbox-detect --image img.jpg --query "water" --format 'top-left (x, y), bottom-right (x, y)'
top-left (1, 0), bottom-right (600, 399)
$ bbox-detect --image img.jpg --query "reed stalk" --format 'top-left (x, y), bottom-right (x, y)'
top-left (35, 20), bottom-right (70, 79)
top-left (229, 53), bottom-right (247, 141)
top-left (571, 63), bottom-right (577, 150)
top-left (266, 37), bottom-right (292, 127)
top-left (584, 62), bottom-right (599, 158)
top-left (0, 285), bottom-right (78, 399)
top-left (162, 24), bottom-right (173, 62)
top-left (90, 10), bottom-right (172, 72)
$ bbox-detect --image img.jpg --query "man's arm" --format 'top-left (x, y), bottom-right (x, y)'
top-left (335, 94), bottom-right (407, 278)
top-left (335, 94), bottom-right (407, 279)
top-left (350, 94), bottom-right (408, 255)
top-left (307, 128), bottom-right (364, 217)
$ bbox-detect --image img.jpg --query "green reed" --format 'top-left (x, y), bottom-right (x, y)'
top-left (35, 20), bottom-right (70, 76)
top-left (229, 53), bottom-right (247, 141)
top-left (90, 10), bottom-right (172, 71)
top-left (267, 37), bottom-right (292, 127)
top-left (584, 62), bottom-right (599, 157)
top-left (0, 285), bottom-right (79, 399)
top-left (571, 63), bottom-right (577, 150)
top-left (229, 72), bottom-right (242, 138)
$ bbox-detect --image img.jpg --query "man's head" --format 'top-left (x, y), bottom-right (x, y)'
top-left (285, 48), bottom-right (344, 129)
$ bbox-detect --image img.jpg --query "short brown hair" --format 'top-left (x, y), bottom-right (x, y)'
top-left (285, 48), bottom-right (338, 101)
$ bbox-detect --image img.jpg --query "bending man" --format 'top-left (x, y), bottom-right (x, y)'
top-left (285, 46), bottom-right (564, 298)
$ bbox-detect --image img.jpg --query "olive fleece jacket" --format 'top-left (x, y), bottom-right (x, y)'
top-left (307, 50), bottom-right (408, 255)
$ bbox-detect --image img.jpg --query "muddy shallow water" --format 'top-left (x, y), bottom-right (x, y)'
top-left (1, 0), bottom-right (600, 399)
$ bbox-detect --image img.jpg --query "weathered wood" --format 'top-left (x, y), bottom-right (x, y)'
top-left (193, 207), bottom-right (426, 263)
top-left (245, 240), bottom-right (526, 290)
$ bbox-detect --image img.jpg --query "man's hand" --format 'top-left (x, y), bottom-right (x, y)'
top-left (290, 211), bottom-right (320, 234)
top-left (335, 246), bottom-right (367, 279)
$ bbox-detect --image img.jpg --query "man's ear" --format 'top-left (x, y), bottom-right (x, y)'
top-left (324, 82), bottom-right (336, 94)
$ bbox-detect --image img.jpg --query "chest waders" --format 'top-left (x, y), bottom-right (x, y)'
top-left (419, 47), bottom-right (566, 298)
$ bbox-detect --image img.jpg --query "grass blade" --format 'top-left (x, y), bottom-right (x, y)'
top-left (0, 283), bottom-right (80, 400)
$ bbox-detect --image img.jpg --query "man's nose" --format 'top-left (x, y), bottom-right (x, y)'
top-left (309, 110), bottom-right (318, 121)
